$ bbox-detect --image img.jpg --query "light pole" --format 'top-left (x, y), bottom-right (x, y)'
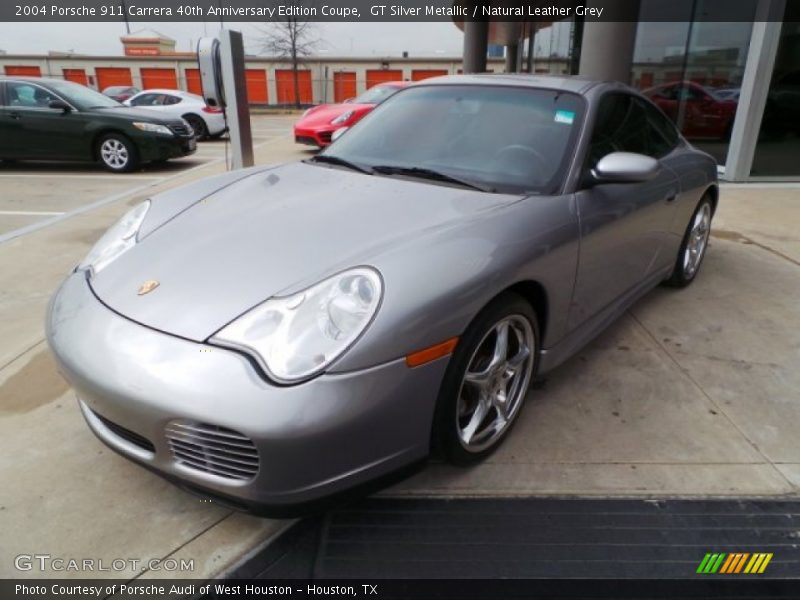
top-left (119, 0), bottom-right (131, 34)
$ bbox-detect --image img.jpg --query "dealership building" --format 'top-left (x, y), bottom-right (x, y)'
top-left (1, 0), bottom-right (798, 182)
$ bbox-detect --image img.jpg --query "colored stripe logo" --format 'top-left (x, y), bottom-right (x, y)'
top-left (697, 552), bottom-right (773, 574)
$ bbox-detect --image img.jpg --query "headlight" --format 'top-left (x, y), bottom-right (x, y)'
top-left (77, 201), bottom-right (150, 276)
top-left (133, 122), bottom-right (173, 135)
top-left (211, 267), bottom-right (383, 383)
top-left (331, 110), bottom-right (354, 125)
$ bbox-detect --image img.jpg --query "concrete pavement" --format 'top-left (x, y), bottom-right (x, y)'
top-left (0, 124), bottom-right (798, 579)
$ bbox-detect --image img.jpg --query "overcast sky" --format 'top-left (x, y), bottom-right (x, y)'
top-left (0, 21), bottom-right (571, 58)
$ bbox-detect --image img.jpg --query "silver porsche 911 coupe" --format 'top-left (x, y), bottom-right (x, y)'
top-left (47, 75), bottom-right (717, 513)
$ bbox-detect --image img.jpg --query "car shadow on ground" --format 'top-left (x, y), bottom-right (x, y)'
top-left (0, 158), bottom-right (208, 175)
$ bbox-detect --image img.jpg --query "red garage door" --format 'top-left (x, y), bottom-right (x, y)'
top-left (366, 69), bottom-right (403, 89)
top-left (411, 69), bottom-right (448, 81)
top-left (141, 68), bottom-right (178, 90)
top-left (333, 72), bottom-right (357, 103)
top-left (275, 69), bottom-right (313, 105)
top-left (96, 68), bottom-right (133, 92)
top-left (63, 69), bottom-right (88, 86)
top-left (245, 69), bottom-right (268, 104)
top-left (185, 68), bottom-right (202, 95)
top-left (5, 65), bottom-right (41, 77)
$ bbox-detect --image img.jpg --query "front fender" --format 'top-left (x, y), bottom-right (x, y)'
top-left (329, 194), bottom-right (580, 373)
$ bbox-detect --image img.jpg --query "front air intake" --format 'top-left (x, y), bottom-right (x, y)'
top-left (165, 420), bottom-right (259, 481)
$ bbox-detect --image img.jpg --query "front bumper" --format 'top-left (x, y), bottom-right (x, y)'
top-left (136, 133), bottom-right (197, 162)
top-left (46, 273), bottom-right (446, 513)
top-left (294, 125), bottom-right (336, 147)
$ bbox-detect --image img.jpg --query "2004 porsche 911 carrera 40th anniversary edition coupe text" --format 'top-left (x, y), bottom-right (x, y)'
top-left (47, 75), bottom-right (718, 514)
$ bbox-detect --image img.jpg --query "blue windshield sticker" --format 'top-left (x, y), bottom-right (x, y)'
top-left (554, 110), bottom-right (575, 125)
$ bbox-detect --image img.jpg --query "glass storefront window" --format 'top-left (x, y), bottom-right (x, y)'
top-left (632, 2), bottom-right (756, 166)
top-left (751, 8), bottom-right (800, 177)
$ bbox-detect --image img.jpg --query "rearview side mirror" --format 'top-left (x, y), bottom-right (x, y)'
top-left (49, 100), bottom-right (71, 112)
top-left (590, 152), bottom-right (659, 185)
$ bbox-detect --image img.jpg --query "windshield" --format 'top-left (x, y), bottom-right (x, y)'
top-left (48, 80), bottom-right (122, 109)
top-left (324, 84), bottom-right (584, 194)
top-left (352, 84), bottom-right (401, 105)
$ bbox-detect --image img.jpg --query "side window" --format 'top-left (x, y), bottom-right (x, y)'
top-left (639, 98), bottom-right (680, 157)
top-left (130, 94), bottom-right (154, 106)
top-left (656, 85), bottom-right (677, 100)
top-left (587, 93), bottom-right (649, 167)
top-left (165, 95), bottom-right (182, 105)
top-left (6, 83), bottom-right (57, 108)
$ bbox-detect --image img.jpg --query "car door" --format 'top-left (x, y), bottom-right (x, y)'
top-left (568, 92), bottom-right (679, 329)
top-left (3, 81), bottom-right (88, 160)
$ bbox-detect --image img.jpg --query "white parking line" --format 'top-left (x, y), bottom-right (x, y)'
top-left (0, 173), bottom-right (165, 180)
top-left (0, 134), bottom-right (291, 245)
top-left (0, 210), bottom-right (66, 216)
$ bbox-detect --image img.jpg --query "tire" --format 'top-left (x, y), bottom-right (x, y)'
top-left (97, 133), bottom-right (139, 173)
top-left (432, 293), bottom-right (539, 465)
top-left (184, 114), bottom-right (208, 140)
top-left (665, 195), bottom-right (714, 288)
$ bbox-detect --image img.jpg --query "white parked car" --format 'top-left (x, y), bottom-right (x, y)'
top-left (124, 89), bottom-right (226, 140)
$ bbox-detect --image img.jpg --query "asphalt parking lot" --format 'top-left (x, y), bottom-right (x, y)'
top-left (0, 115), bottom-right (301, 242)
top-left (0, 116), bottom-right (799, 580)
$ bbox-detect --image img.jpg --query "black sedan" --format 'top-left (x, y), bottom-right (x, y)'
top-left (0, 77), bottom-right (196, 172)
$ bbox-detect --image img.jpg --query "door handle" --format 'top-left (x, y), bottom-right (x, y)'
top-left (665, 190), bottom-right (678, 203)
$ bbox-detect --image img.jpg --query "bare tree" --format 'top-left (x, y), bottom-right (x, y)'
top-left (259, 15), bottom-right (319, 108)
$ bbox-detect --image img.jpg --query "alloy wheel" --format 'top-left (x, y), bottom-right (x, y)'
top-left (456, 315), bottom-right (535, 453)
top-left (683, 202), bottom-right (711, 278)
top-left (100, 139), bottom-right (129, 170)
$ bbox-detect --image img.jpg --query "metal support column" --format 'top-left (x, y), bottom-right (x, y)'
top-left (577, 1), bottom-right (639, 83)
top-left (505, 42), bottom-right (519, 73)
top-left (724, 0), bottom-right (786, 181)
top-left (463, 20), bottom-right (489, 73)
top-left (218, 29), bottom-right (254, 169)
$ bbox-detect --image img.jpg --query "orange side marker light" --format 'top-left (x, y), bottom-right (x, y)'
top-left (405, 337), bottom-right (459, 368)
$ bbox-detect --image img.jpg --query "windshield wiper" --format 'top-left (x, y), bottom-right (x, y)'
top-left (371, 165), bottom-right (495, 193)
top-left (306, 154), bottom-right (374, 175)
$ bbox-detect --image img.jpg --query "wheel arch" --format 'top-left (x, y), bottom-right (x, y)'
top-left (484, 280), bottom-right (549, 345)
top-left (181, 111), bottom-right (204, 122)
top-left (705, 184), bottom-right (719, 216)
top-left (91, 128), bottom-right (132, 158)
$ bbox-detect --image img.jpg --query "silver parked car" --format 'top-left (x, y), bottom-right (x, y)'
top-left (47, 75), bottom-right (717, 514)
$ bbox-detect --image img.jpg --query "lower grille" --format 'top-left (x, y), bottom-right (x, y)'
top-left (295, 135), bottom-right (317, 146)
top-left (94, 412), bottom-right (155, 453)
top-left (169, 123), bottom-right (193, 137)
top-left (165, 421), bottom-right (259, 481)
top-left (319, 131), bottom-right (333, 144)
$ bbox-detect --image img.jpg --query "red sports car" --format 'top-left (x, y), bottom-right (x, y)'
top-left (294, 81), bottom-right (411, 147)
top-left (643, 81), bottom-right (737, 140)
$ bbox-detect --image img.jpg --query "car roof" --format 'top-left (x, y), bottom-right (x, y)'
top-left (134, 89), bottom-right (192, 96)
top-left (412, 73), bottom-right (619, 96)
top-left (0, 76), bottom-right (64, 85)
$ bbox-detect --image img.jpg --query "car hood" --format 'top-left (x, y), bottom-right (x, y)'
top-left (90, 161), bottom-right (520, 342)
top-left (296, 103), bottom-right (372, 127)
top-left (91, 105), bottom-right (181, 124)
